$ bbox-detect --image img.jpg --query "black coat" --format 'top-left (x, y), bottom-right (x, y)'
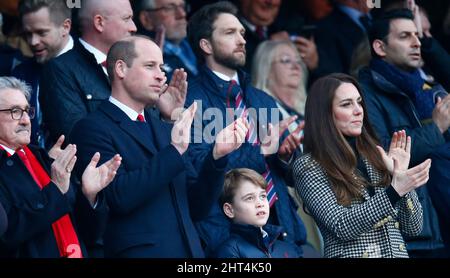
top-left (40, 39), bottom-right (111, 145)
top-left (70, 102), bottom-right (228, 258)
top-left (0, 146), bottom-right (107, 258)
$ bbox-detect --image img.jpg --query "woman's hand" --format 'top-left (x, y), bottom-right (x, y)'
top-left (376, 130), bottom-right (411, 174)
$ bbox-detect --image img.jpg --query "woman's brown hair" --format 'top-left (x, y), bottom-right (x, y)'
top-left (303, 73), bottom-right (391, 206)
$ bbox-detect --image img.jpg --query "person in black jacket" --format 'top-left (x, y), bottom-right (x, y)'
top-left (40, 0), bottom-right (137, 145)
top-left (358, 9), bottom-right (450, 258)
top-left (0, 76), bottom-right (122, 258)
top-left (215, 168), bottom-right (301, 258)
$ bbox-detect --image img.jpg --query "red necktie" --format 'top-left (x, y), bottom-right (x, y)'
top-left (100, 60), bottom-right (107, 68)
top-left (137, 114), bottom-right (145, 122)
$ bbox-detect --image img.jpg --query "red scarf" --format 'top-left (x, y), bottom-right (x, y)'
top-left (2, 145), bottom-right (83, 258)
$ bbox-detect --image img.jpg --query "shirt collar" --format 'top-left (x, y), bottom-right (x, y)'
top-left (79, 38), bottom-right (107, 65)
top-left (212, 70), bottom-right (240, 85)
top-left (109, 96), bottom-right (145, 122)
top-left (338, 4), bottom-right (370, 29)
top-left (240, 17), bottom-right (258, 33)
top-left (0, 144), bottom-right (16, 156)
top-left (56, 36), bottom-right (74, 57)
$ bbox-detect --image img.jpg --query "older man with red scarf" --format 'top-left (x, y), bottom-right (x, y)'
top-left (0, 76), bottom-right (121, 258)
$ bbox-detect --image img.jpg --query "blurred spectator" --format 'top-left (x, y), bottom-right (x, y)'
top-left (359, 9), bottom-right (449, 258)
top-left (0, 1), bottom-right (19, 16)
top-left (313, 0), bottom-right (372, 79)
top-left (133, 0), bottom-right (198, 79)
top-left (349, 37), bottom-right (371, 78)
top-left (12, 0), bottom-right (73, 149)
top-left (252, 40), bottom-right (307, 119)
top-left (39, 0), bottom-right (136, 146)
top-left (237, 0), bottom-right (318, 74)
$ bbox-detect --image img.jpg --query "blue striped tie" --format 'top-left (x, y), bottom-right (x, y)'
top-left (227, 80), bottom-right (278, 206)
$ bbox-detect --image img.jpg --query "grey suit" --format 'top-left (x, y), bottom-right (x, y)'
top-left (293, 153), bottom-right (423, 258)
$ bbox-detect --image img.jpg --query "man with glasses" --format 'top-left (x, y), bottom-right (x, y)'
top-left (0, 76), bottom-right (122, 258)
top-left (133, 0), bottom-right (198, 79)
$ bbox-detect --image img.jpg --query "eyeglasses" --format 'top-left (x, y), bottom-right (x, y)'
top-left (0, 107), bottom-right (35, 120)
top-left (274, 56), bottom-right (303, 67)
top-left (145, 3), bottom-right (190, 14)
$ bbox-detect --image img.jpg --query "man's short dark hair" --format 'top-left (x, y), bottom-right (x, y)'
top-left (187, 1), bottom-right (238, 64)
top-left (369, 9), bottom-right (415, 58)
top-left (18, 0), bottom-right (71, 26)
top-left (107, 35), bottom-right (154, 81)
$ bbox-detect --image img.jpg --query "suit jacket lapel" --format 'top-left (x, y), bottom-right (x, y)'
top-left (146, 109), bottom-right (173, 152)
top-left (76, 40), bottom-right (110, 86)
top-left (100, 102), bottom-right (158, 154)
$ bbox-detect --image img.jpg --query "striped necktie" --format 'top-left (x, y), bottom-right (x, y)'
top-left (227, 80), bottom-right (278, 206)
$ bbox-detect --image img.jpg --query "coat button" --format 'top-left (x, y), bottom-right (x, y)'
top-left (395, 222), bottom-right (400, 229)
top-left (387, 215), bottom-right (393, 221)
top-left (282, 232), bottom-right (288, 237)
top-left (36, 203), bottom-right (44, 209)
top-left (86, 94), bottom-right (93, 100)
top-left (399, 243), bottom-right (406, 252)
top-left (6, 160), bottom-right (14, 166)
top-left (362, 252), bottom-right (369, 258)
top-left (407, 199), bottom-right (415, 211)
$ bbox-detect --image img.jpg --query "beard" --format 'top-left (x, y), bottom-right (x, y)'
top-left (213, 48), bottom-right (246, 70)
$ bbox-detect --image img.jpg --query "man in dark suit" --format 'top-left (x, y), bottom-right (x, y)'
top-left (70, 35), bottom-right (247, 258)
top-left (13, 0), bottom-right (74, 148)
top-left (40, 0), bottom-right (137, 145)
top-left (314, 0), bottom-right (371, 79)
top-left (0, 76), bottom-right (122, 258)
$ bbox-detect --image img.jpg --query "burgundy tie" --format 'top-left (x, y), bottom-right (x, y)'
top-left (137, 114), bottom-right (145, 122)
top-left (255, 26), bottom-right (266, 40)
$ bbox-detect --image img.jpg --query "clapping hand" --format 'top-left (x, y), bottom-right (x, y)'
top-left (391, 157), bottom-right (431, 197)
top-left (261, 115), bottom-right (298, 156)
top-left (157, 68), bottom-right (188, 120)
top-left (50, 144), bottom-right (77, 194)
top-left (278, 121), bottom-right (304, 162)
top-left (48, 135), bottom-right (66, 160)
top-left (171, 102), bottom-right (197, 155)
top-left (81, 153), bottom-right (122, 206)
top-left (376, 130), bottom-right (411, 174)
top-left (213, 117), bottom-right (249, 160)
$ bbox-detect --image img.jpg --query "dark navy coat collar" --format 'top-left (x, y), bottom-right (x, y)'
top-left (98, 101), bottom-right (163, 155)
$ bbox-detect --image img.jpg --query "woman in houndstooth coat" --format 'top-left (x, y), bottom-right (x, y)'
top-left (293, 73), bottom-right (431, 258)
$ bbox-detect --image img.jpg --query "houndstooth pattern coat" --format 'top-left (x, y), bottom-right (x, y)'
top-left (293, 154), bottom-right (423, 258)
